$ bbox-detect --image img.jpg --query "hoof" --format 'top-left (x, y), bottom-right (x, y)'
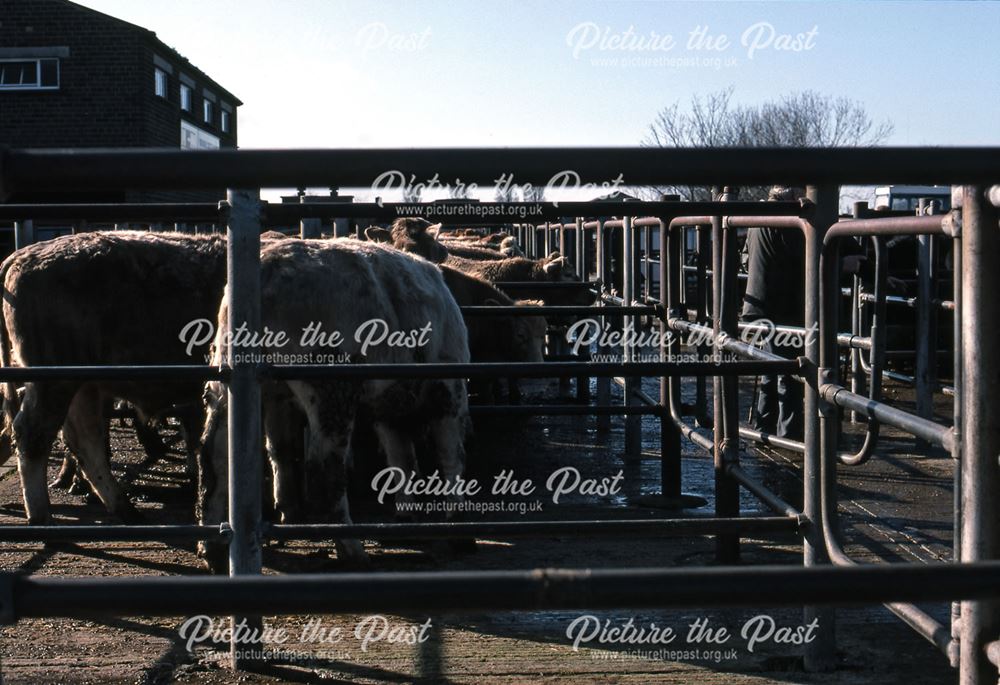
top-left (49, 472), bottom-right (75, 490)
top-left (67, 479), bottom-right (89, 497)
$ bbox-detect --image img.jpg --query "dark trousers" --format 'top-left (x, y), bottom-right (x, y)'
top-left (753, 339), bottom-right (803, 440)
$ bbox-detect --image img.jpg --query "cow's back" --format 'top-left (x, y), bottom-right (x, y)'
top-left (2, 231), bottom-right (227, 367)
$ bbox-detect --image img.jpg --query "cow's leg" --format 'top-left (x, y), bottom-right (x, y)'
top-left (263, 395), bottom-right (303, 524)
top-left (13, 383), bottom-right (76, 524)
top-left (196, 388), bottom-right (229, 573)
top-left (50, 455), bottom-right (78, 489)
top-left (289, 380), bottom-right (367, 566)
top-left (373, 421), bottom-right (419, 519)
top-left (63, 386), bottom-right (140, 522)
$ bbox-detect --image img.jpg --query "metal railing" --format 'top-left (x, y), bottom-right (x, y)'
top-left (0, 146), bottom-right (997, 683)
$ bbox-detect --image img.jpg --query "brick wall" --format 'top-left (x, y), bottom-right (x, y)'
top-left (0, 0), bottom-right (238, 202)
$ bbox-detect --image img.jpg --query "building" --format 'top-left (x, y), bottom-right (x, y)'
top-left (0, 0), bottom-right (241, 212)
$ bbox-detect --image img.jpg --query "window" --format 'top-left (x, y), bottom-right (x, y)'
top-left (220, 109), bottom-right (230, 133)
top-left (180, 83), bottom-right (192, 111)
top-left (0, 58), bottom-right (59, 90)
top-left (203, 99), bottom-right (213, 125)
top-left (154, 68), bottom-right (168, 98)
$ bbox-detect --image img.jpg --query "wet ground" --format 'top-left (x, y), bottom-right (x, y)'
top-left (0, 372), bottom-right (958, 684)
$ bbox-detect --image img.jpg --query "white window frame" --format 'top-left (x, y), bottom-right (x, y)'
top-left (154, 68), bottom-right (168, 98)
top-left (203, 99), bottom-right (214, 125)
top-left (220, 109), bottom-right (230, 133)
top-left (180, 83), bottom-right (192, 111)
top-left (0, 57), bottom-right (60, 91)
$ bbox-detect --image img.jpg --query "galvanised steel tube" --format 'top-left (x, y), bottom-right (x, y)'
top-left (469, 405), bottom-right (660, 417)
top-left (6, 146), bottom-right (999, 192)
top-left (459, 305), bottom-right (656, 316)
top-left (0, 525), bottom-right (226, 543)
top-left (9, 561), bottom-right (1000, 621)
top-left (959, 186), bottom-right (1000, 685)
top-left (224, 189), bottom-right (265, 670)
top-left (804, 184), bottom-right (838, 670)
top-left (0, 366), bottom-right (227, 382)
top-left (725, 464), bottom-right (802, 519)
top-left (818, 384), bottom-right (953, 452)
top-left (0, 203), bottom-right (221, 222)
top-left (266, 517), bottom-right (800, 541)
top-left (265, 360), bottom-right (802, 381)
top-left (817, 202), bottom-right (958, 666)
top-left (712, 188), bottom-right (741, 564)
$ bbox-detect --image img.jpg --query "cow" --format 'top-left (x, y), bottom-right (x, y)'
top-left (437, 240), bottom-right (506, 261)
top-left (439, 265), bottom-right (545, 365)
top-left (198, 238), bottom-right (470, 570)
top-left (0, 231), bottom-right (228, 524)
top-left (364, 218), bottom-right (448, 263)
top-left (499, 236), bottom-right (523, 257)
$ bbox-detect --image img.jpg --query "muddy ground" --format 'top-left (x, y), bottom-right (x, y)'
top-left (0, 374), bottom-right (957, 684)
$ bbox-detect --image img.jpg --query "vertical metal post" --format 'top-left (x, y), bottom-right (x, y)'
top-left (959, 185), bottom-right (1000, 685)
top-left (950, 187), bottom-right (964, 654)
top-left (13, 219), bottom-right (33, 249)
top-left (575, 218), bottom-right (591, 403)
top-left (225, 188), bottom-right (264, 670)
top-left (544, 221), bottom-right (551, 256)
top-left (915, 199), bottom-right (937, 440)
top-left (712, 188), bottom-right (739, 562)
top-left (805, 183), bottom-right (838, 671)
top-left (695, 224), bottom-right (711, 427)
top-left (849, 203), bottom-right (867, 423)
top-left (596, 220), bottom-right (611, 431)
top-left (623, 215), bottom-right (641, 458)
top-left (660, 217), bottom-right (682, 501)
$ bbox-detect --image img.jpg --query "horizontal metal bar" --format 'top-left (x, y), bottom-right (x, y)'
top-left (825, 215), bottom-right (948, 242)
top-left (5, 147), bottom-right (997, 192)
top-left (820, 382), bottom-right (954, 450)
top-left (0, 525), bottom-right (226, 543)
top-left (0, 365), bottom-right (226, 382)
top-left (460, 305), bottom-right (655, 316)
top-left (495, 281), bottom-right (598, 290)
top-left (0, 203), bottom-right (221, 222)
top-left (266, 516), bottom-right (799, 541)
top-left (264, 201), bottom-right (802, 223)
top-left (265, 360), bottom-right (801, 381)
top-left (725, 464), bottom-right (802, 519)
top-left (739, 425), bottom-right (806, 454)
top-left (469, 404), bottom-right (660, 416)
top-left (10, 561), bottom-right (1000, 620)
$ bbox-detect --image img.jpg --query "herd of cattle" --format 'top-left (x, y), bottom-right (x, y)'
top-left (0, 218), bottom-right (592, 570)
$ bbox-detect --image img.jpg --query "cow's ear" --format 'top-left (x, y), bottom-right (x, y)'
top-left (365, 227), bottom-right (392, 243)
top-left (427, 223), bottom-right (443, 240)
top-left (544, 257), bottom-right (565, 277)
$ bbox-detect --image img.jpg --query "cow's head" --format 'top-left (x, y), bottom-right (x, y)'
top-left (365, 218), bottom-right (448, 263)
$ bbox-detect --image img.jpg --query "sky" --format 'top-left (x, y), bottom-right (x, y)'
top-left (73, 0), bottom-right (1000, 201)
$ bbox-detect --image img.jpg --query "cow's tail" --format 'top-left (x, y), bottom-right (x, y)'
top-left (0, 255), bottom-right (18, 467)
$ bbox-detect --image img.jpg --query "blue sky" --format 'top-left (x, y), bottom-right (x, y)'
top-left (74, 1), bottom-right (999, 202)
top-left (77, 0), bottom-right (999, 149)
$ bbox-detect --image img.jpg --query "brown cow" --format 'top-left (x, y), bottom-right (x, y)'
top-left (0, 232), bottom-right (227, 524)
top-left (199, 238), bottom-right (471, 569)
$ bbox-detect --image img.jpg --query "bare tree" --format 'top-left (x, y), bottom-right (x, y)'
top-left (643, 88), bottom-right (894, 201)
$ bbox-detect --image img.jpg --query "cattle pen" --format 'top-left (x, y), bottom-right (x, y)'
top-left (0, 146), bottom-right (998, 684)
